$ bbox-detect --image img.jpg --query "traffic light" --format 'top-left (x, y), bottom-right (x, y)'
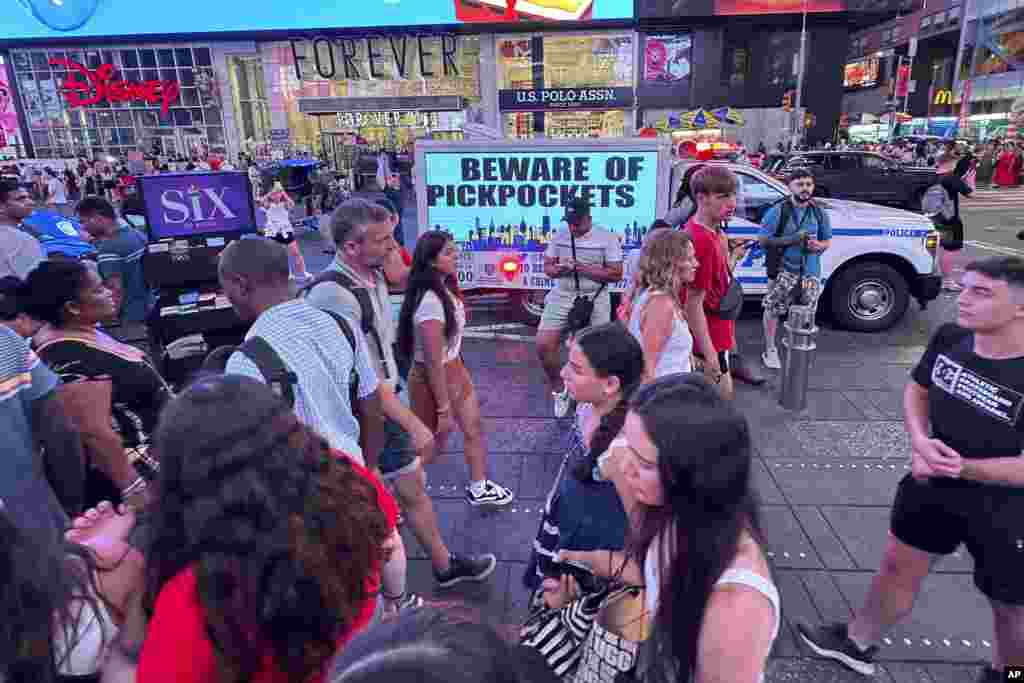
top-left (804, 112), bottom-right (816, 128)
top-left (782, 90), bottom-right (794, 112)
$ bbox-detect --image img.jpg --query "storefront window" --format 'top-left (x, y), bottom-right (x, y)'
top-left (229, 56), bottom-right (271, 146)
top-left (264, 36), bottom-right (481, 155)
top-left (10, 44), bottom-right (226, 159)
top-left (497, 33), bottom-right (634, 140)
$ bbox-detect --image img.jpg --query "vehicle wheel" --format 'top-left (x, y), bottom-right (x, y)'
top-left (512, 290), bottom-right (546, 326)
top-left (829, 262), bottom-right (910, 332)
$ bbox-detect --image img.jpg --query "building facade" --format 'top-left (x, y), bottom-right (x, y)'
top-left (0, 0), bottom-right (913, 162)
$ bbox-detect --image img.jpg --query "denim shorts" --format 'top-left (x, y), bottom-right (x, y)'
top-left (378, 389), bottom-right (419, 481)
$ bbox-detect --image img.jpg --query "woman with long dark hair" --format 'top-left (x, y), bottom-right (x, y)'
top-left (138, 375), bottom-right (398, 683)
top-left (21, 260), bottom-right (170, 510)
top-left (525, 322), bottom-right (643, 591)
top-left (560, 374), bottom-right (778, 683)
top-left (396, 231), bottom-right (513, 507)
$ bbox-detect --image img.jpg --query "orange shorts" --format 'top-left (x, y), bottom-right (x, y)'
top-left (408, 357), bottom-right (474, 433)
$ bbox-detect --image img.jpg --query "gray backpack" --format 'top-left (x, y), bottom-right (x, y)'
top-left (921, 183), bottom-right (955, 221)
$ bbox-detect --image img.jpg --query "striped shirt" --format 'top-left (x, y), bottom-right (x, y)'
top-left (226, 299), bottom-right (379, 463)
top-left (0, 325), bottom-right (66, 544)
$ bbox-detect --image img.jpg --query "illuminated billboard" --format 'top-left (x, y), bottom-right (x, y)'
top-left (844, 57), bottom-right (881, 88)
top-left (1, 0), bottom-right (635, 42)
top-left (638, 0), bottom-right (919, 15)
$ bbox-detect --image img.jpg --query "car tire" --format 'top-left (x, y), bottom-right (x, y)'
top-left (512, 290), bottom-right (546, 326)
top-left (829, 262), bottom-right (910, 332)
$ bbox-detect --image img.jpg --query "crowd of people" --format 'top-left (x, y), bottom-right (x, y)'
top-left (1, 146), bottom-right (1023, 683)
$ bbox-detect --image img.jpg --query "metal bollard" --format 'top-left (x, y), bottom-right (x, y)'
top-left (779, 304), bottom-right (819, 411)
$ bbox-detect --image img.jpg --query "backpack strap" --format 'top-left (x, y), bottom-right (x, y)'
top-left (301, 269), bottom-right (391, 381)
top-left (236, 336), bottom-right (297, 408)
top-left (319, 309), bottom-right (362, 413)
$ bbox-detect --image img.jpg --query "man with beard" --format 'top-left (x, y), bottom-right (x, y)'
top-left (758, 168), bottom-right (832, 370)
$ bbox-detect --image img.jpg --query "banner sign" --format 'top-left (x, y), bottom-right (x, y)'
top-left (498, 87), bottom-right (635, 111)
top-left (49, 59), bottom-right (180, 116)
top-left (138, 172), bottom-right (256, 240)
top-left (423, 150), bottom-right (659, 260)
top-left (3, 0), bottom-right (634, 41)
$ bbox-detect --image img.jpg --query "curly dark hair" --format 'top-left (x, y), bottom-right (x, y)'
top-left (0, 507), bottom-right (111, 683)
top-left (144, 375), bottom-right (391, 683)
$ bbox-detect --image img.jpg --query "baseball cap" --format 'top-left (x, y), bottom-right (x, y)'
top-left (562, 197), bottom-right (591, 224)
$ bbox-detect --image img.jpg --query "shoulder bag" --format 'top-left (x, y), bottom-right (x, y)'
top-left (714, 222), bottom-right (744, 321)
top-left (566, 228), bottom-right (607, 333)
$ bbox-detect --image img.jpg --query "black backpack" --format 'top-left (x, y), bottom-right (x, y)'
top-left (764, 199), bottom-right (824, 280)
top-left (205, 308), bottom-right (360, 410)
top-left (300, 270), bottom-right (409, 382)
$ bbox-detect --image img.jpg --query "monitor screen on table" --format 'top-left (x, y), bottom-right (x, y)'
top-left (138, 172), bottom-right (256, 241)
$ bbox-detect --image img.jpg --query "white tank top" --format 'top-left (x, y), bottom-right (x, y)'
top-left (627, 289), bottom-right (693, 377)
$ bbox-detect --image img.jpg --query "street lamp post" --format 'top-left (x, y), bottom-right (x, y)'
top-left (793, 0), bottom-right (809, 147)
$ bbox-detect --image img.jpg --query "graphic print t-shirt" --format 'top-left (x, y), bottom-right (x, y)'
top-left (912, 323), bottom-right (1024, 463)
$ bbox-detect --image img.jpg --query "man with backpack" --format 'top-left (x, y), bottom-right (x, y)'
top-left (758, 168), bottom-right (832, 370)
top-left (922, 159), bottom-right (973, 292)
top-left (303, 199), bottom-right (500, 590)
top-left (217, 236), bottom-right (386, 468)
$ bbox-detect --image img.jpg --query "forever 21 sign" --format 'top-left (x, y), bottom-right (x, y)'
top-left (290, 35), bottom-right (462, 81)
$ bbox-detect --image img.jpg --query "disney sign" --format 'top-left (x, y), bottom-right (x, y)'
top-left (49, 58), bottom-right (180, 117)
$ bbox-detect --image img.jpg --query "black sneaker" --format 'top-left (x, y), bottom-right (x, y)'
top-left (465, 480), bottom-right (515, 507)
top-left (797, 622), bottom-right (877, 676)
top-left (976, 666), bottom-right (1003, 683)
top-left (435, 552), bottom-right (498, 588)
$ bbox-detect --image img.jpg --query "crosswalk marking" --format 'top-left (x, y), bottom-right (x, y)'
top-left (964, 240), bottom-right (1024, 257)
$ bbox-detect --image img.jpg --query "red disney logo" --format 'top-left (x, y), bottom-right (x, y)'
top-left (49, 58), bottom-right (181, 117)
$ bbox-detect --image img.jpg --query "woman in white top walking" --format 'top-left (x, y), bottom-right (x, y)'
top-left (259, 181), bottom-right (310, 280)
top-left (396, 231), bottom-right (514, 508)
top-left (560, 374), bottom-right (779, 683)
top-left (626, 229), bottom-right (698, 383)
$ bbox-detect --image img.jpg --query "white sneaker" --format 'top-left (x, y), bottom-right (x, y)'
top-left (552, 388), bottom-right (573, 418)
top-left (762, 347), bottom-right (782, 370)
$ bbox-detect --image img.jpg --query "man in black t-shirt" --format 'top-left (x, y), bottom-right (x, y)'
top-left (936, 161), bottom-right (973, 293)
top-left (799, 256), bottom-right (1024, 683)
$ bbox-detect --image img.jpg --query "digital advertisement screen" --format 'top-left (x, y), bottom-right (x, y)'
top-left (138, 172), bottom-right (256, 240)
top-left (844, 58), bottom-right (881, 88)
top-left (638, 0), bottom-right (842, 15)
top-left (423, 150), bottom-right (660, 253)
top-left (2, 0), bottom-right (634, 41)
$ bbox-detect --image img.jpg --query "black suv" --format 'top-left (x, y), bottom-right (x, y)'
top-left (782, 151), bottom-right (938, 210)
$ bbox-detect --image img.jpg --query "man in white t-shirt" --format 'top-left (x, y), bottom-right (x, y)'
top-left (45, 169), bottom-right (67, 206)
top-left (536, 197), bottom-right (623, 418)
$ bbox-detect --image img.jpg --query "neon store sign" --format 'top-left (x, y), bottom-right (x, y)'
top-left (48, 59), bottom-right (181, 116)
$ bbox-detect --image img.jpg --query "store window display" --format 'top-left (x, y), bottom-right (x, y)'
top-left (10, 45), bottom-right (224, 160)
top-left (263, 37), bottom-right (482, 156)
top-left (498, 33), bottom-right (634, 140)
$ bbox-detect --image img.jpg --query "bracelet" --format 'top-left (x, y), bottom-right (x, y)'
top-left (122, 477), bottom-right (148, 498)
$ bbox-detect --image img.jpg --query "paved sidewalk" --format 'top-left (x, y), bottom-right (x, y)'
top-left (394, 295), bottom-right (993, 683)
top-left (297, 216), bottom-right (989, 681)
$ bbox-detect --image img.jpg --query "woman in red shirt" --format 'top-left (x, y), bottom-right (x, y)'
top-left (138, 375), bottom-right (398, 683)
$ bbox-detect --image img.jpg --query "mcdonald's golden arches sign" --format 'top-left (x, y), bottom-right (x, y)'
top-left (933, 89), bottom-right (953, 105)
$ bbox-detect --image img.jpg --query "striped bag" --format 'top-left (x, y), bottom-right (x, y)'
top-left (520, 586), bottom-right (611, 678)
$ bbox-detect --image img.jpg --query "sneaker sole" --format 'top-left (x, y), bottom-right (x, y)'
top-left (436, 555), bottom-right (498, 588)
top-left (798, 631), bottom-right (875, 677)
top-left (762, 354), bottom-right (782, 370)
top-left (466, 493), bottom-right (515, 507)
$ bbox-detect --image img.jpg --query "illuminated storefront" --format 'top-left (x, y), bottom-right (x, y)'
top-left (497, 33), bottom-right (635, 139)
top-left (7, 44), bottom-right (227, 160)
top-left (260, 35), bottom-right (482, 155)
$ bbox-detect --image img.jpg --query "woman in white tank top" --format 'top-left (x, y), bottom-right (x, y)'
top-left (625, 228), bottom-right (698, 382)
top-left (559, 374), bottom-right (778, 683)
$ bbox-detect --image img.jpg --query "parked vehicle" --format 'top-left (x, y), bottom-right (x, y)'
top-left (413, 140), bottom-right (941, 333)
top-left (781, 151), bottom-right (939, 211)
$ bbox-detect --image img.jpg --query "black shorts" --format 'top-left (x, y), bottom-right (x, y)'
top-left (938, 219), bottom-right (964, 251)
top-left (891, 474), bottom-right (1024, 604)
